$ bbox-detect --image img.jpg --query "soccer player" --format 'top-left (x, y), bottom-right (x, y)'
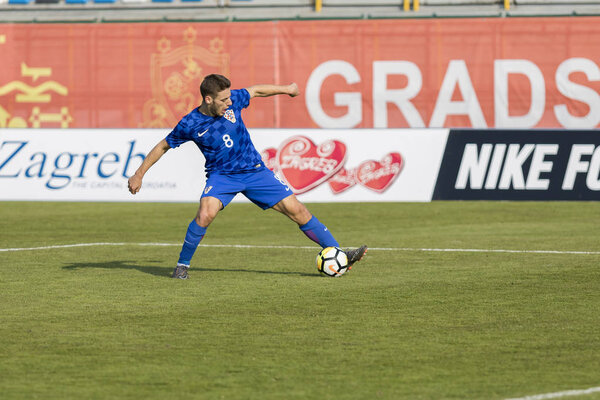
top-left (128, 74), bottom-right (367, 279)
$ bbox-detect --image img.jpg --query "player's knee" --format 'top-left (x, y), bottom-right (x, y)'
top-left (197, 209), bottom-right (217, 227)
top-left (196, 214), bottom-right (213, 227)
top-left (196, 197), bottom-right (222, 227)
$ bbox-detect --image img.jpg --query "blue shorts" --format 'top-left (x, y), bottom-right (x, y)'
top-left (201, 167), bottom-right (293, 210)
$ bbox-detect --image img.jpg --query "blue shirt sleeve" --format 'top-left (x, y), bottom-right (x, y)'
top-left (165, 119), bottom-right (192, 149)
top-left (231, 88), bottom-right (251, 112)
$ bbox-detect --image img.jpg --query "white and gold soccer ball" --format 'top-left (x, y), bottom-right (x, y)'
top-left (316, 246), bottom-right (349, 277)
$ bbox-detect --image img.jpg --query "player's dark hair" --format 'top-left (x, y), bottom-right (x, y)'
top-left (200, 74), bottom-right (231, 99)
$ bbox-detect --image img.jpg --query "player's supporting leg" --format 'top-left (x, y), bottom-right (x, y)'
top-left (178, 220), bottom-right (207, 265)
top-left (172, 196), bottom-right (221, 279)
top-left (172, 220), bottom-right (206, 279)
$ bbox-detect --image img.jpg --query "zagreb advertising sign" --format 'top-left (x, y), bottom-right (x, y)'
top-left (0, 129), bottom-right (448, 202)
top-left (0, 130), bottom-right (205, 202)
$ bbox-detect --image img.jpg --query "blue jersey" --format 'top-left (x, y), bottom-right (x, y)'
top-left (165, 89), bottom-right (263, 175)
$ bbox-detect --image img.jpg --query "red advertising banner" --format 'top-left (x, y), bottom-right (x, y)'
top-left (1, 18), bottom-right (599, 130)
top-left (0, 23), bottom-right (277, 129)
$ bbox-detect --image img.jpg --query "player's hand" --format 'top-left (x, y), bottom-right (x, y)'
top-left (128, 174), bottom-right (142, 195)
top-left (288, 83), bottom-right (300, 97)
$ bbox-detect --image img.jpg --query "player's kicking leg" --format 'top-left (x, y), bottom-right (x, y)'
top-left (343, 245), bottom-right (368, 269)
top-left (271, 195), bottom-right (368, 268)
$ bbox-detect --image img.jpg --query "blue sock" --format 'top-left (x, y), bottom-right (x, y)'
top-left (177, 220), bottom-right (207, 265)
top-left (299, 216), bottom-right (339, 248)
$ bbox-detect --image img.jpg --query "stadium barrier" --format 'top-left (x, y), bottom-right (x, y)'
top-left (1, 18), bottom-right (600, 130)
top-left (1, 128), bottom-right (598, 202)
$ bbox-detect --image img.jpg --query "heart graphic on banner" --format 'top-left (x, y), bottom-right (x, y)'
top-left (356, 152), bottom-right (403, 193)
top-left (328, 167), bottom-right (357, 194)
top-left (260, 147), bottom-right (277, 171)
top-left (277, 136), bottom-right (347, 194)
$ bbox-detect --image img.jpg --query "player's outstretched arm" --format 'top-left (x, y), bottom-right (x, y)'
top-left (128, 139), bottom-right (171, 195)
top-left (246, 83), bottom-right (299, 99)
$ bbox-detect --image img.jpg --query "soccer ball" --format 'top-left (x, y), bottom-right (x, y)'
top-left (316, 247), bottom-right (349, 277)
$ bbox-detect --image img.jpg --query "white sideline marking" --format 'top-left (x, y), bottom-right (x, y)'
top-left (1, 242), bottom-right (600, 255)
top-left (505, 386), bottom-right (600, 400)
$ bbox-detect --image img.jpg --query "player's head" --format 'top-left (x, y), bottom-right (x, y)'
top-left (200, 74), bottom-right (232, 117)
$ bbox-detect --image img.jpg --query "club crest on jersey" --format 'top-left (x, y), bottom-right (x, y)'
top-left (224, 109), bottom-right (236, 123)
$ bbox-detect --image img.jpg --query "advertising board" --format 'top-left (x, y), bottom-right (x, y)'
top-left (0, 129), bottom-right (449, 202)
top-left (433, 130), bottom-right (600, 200)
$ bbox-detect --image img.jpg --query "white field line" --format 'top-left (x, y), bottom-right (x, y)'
top-left (1, 242), bottom-right (600, 255)
top-left (505, 386), bottom-right (600, 400)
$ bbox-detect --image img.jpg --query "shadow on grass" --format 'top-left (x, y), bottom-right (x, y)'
top-left (62, 261), bottom-right (317, 278)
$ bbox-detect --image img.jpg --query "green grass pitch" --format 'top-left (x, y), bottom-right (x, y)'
top-left (1, 201), bottom-right (599, 400)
